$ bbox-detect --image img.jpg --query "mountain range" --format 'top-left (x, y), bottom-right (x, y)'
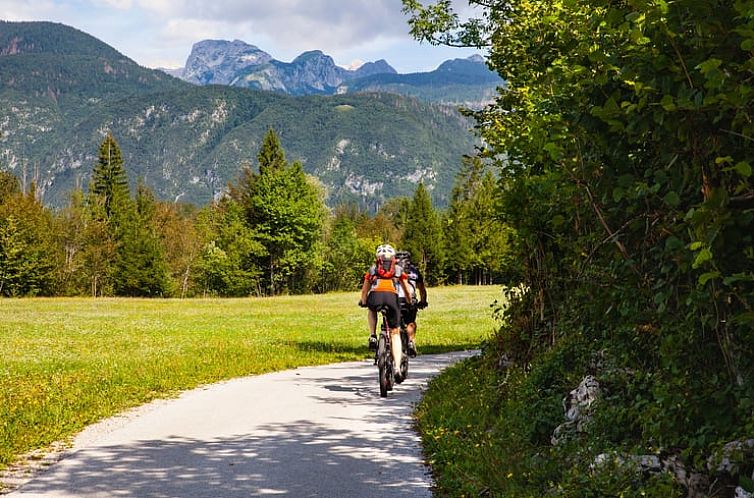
top-left (0, 21), bottom-right (482, 210)
top-left (166, 39), bottom-right (502, 107)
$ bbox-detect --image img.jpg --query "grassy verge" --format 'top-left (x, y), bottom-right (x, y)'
top-left (415, 341), bottom-right (684, 497)
top-left (0, 285), bottom-right (500, 470)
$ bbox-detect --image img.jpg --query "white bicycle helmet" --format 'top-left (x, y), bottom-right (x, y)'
top-left (375, 244), bottom-right (396, 260)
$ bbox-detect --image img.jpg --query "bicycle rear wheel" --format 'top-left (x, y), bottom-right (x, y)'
top-left (377, 335), bottom-right (390, 397)
top-left (398, 330), bottom-right (409, 382)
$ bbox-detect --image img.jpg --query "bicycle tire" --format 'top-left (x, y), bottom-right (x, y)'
top-left (398, 329), bottom-right (409, 382)
top-left (377, 334), bottom-right (390, 397)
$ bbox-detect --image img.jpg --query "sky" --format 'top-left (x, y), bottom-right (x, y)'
top-left (0, 0), bottom-right (484, 73)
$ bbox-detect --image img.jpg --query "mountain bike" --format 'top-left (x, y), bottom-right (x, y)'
top-left (375, 305), bottom-right (394, 397)
top-left (360, 302), bottom-right (409, 397)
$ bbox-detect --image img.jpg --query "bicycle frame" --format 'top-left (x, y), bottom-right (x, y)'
top-left (374, 306), bottom-right (409, 397)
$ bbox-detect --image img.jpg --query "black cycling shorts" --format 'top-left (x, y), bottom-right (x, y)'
top-left (399, 298), bottom-right (417, 324)
top-left (367, 291), bottom-right (402, 329)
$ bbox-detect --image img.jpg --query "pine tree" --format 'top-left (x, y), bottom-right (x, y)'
top-left (468, 171), bottom-right (507, 285)
top-left (257, 128), bottom-right (287, 175)
top-left (444, 156), bottom-right (484, 284)
top-left (91, 133), bottom-right (129, 220)
top-left (240, 128), bottom-right (327, 295)
top-left (113, 181), bottom-right (172, 297)
top-left (402, 183), bottom-right (444, 284)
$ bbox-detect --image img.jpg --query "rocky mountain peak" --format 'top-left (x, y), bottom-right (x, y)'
top-left (183, 39), bottom-right (273, 85)
top-left (354, 59), bottom-right (397, 78)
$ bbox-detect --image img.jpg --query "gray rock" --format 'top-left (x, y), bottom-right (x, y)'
top-left (551, 376), bottom-right (600, 445)
top-left (735, 487), bottom-right (753, 498)
top-left (707, 439), bottom-right (754, 475)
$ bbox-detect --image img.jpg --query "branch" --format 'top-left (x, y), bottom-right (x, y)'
top-left (668, 36), bottom-right (694, 89)
top-left (721, 128), bottom-right (754, 144)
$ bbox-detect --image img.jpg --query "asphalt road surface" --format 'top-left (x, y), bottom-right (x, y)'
top-left (6, 351), bottom-right (476, 498)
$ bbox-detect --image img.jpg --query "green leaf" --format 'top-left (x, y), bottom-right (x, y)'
top-left (663, 191), bottom-right (680, 207)
top-left (543, 142), bottom-right (559, 160)
top-left (693, 248), bottom-right (713, 268)
top-left (660, 94), bottom-right (676, 111)
top-left (697, 58), bottom-right (723, 75)
top-left (734, 161), bottom-right (752, 177)
top-left (698, 271), bottom-right (720, 285)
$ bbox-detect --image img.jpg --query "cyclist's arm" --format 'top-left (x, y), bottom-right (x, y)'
top-left (418, 280), bottom-right (427, 304)
top-left (360, 274), bottom-right (371, 306)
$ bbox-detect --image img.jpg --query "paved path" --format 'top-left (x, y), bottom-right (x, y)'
top-left (7, 351), bottom-right (475, 498)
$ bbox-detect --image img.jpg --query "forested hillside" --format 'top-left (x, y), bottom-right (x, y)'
top-left (403, 1), bottom-right (754, 497)
top-left (0, 128), bottom-right (507, 298)
top-left (0, 21), bottom-right (477, 209)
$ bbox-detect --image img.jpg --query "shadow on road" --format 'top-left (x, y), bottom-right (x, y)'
top-left (13, 352), bottom-right (477, 498)
top-left (17, 423), bottom-right (428, 498)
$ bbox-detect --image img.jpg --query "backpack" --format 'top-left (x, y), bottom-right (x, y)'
top-left (375, 256), bottom-right (396, 279)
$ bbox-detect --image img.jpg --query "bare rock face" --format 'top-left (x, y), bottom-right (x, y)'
top-left (179, 41), bottom-right (397, 96)
top-left (182, 40), bottom-right (273, 86)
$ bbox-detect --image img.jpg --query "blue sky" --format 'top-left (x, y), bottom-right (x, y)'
top-left (0, 0), bottom-right (484, 73)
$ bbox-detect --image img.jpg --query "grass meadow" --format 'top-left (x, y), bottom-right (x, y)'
top-left (0, 285), bottom-right (501, 471)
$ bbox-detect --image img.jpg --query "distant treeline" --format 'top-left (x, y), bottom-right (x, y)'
top-left (0, 129), bottom-right (508, 297)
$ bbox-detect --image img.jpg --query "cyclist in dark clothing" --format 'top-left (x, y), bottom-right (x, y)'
top-left (396, 251), bottom-right (428, 357)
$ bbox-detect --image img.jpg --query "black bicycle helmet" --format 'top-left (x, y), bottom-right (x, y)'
top-left (396, 250), bottom-right (411, 264)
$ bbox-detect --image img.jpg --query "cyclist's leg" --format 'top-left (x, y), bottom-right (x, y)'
top-left (366, 292), bottom-right (380, 349)
top-left (402, 304), bottom-right (418, 355)
top-left (386, 295), bottom-right (403, 374)
top-left (367, 308), bottom-right (377, 335)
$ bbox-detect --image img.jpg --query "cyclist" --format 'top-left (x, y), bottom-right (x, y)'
top-left (396, 250), bottom-right (427, 357)
top-left (359, 244), bottom-right (413, 382)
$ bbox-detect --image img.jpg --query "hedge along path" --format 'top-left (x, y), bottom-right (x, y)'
top-left (0, 285), bottom-right (500, 473)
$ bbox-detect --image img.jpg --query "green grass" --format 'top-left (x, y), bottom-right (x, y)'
top-left (0, 285), bottom-right (500, 470)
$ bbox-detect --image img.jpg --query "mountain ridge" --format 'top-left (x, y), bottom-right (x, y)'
top-left (0, 21), bottom-right (478, 210)
top-left (171, 38), bottom-right (502, 106)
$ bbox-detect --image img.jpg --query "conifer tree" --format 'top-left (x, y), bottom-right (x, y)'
top-left (444, 156), bottom-right (484, 284)
top-left (113, 181), bottom-right (172, 296)
top-left (240, 128), bottom-right (326, 295)
top-left (257, 128), bottom-right (287, 175)
top-left (91, 133), bottom-right (129, 220)
top-left (402, 183), bottom-right (444, 284)
top-left (54, 188), bottom-right (90, 295)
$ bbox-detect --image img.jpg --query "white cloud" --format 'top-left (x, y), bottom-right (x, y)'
top-left (141, 0), bottom-right (409, 51)
top-left (0, 0), bottom-right (484, 72)
top-left (0, 0), bottom-right (71, 21)
top-left (91, 0), bottom-right (134, 9)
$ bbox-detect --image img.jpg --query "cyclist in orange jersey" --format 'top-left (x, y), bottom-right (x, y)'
top-left (359, 244), bottom-right (413, 381)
